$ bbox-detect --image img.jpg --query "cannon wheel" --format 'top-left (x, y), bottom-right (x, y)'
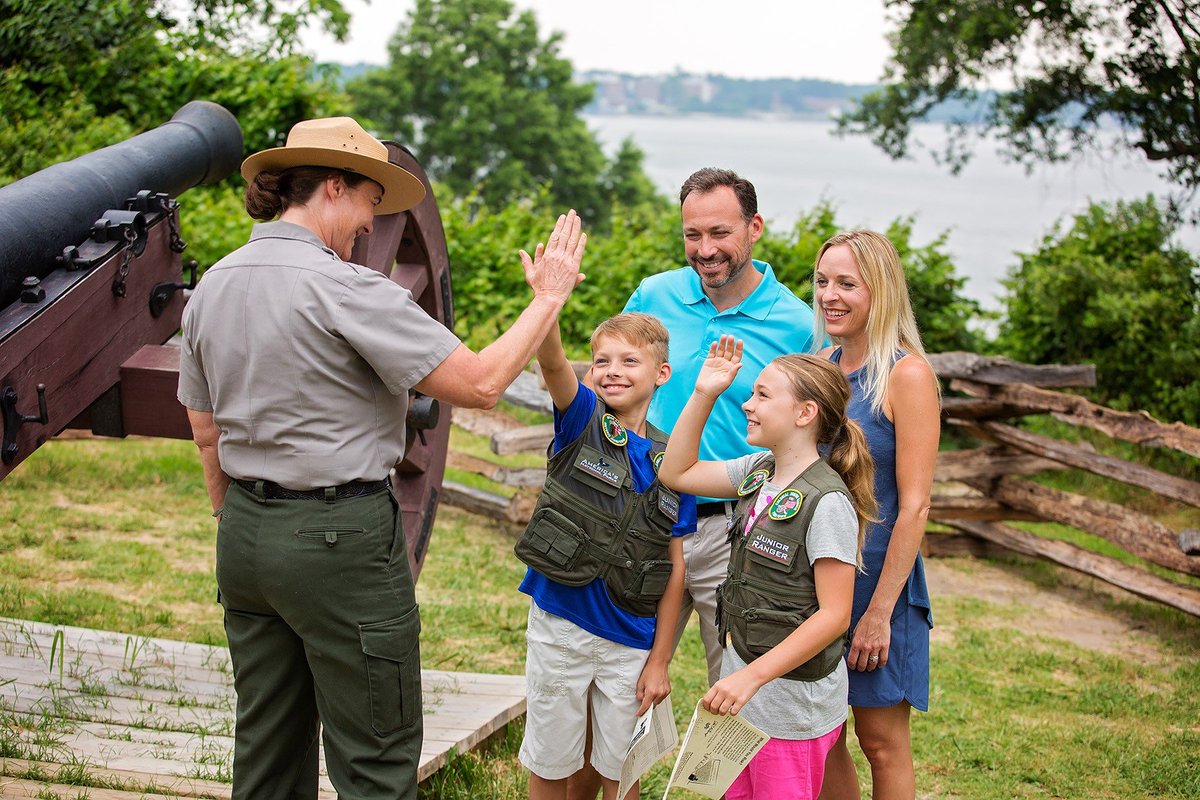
top-left (349, 143), bottom-right (454, 581)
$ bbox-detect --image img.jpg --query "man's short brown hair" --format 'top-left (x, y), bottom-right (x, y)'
top-left (678, 167), bottom-right (758, 222)
top-left (590, 313), bottom-right (670, 365)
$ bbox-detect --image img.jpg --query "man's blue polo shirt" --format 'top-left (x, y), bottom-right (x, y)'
top-left (624, 260), bottom-right (817, 474)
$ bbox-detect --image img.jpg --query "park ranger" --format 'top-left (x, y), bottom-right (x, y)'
top-left (178, 116), bottom-right (586, 800)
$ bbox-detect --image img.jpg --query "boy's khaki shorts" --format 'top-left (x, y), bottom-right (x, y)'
top-left (518, 601), bottom-right (650, 781)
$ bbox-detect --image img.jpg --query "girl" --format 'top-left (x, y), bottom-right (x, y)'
top-left (812, 230), bottom-right (940, 800)
top-left (658, 336), bottom-right (877, 800)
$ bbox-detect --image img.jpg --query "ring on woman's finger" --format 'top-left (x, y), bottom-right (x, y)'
top-left (868, 654), bottom-right (880, 662)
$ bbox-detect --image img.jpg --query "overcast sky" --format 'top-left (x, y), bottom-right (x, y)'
top-left (302, 1), bottom-right (896, 83)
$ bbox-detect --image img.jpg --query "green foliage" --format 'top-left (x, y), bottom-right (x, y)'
top-left (347, 0), bottom-right (659, 225)
top-left (755, 203), bottom-right (984, 353)
top-left (998, 196), bottom-right (1200, 424)
top-left (441, 190), bottom-right (982, 358)
top-left (847, 1), bottom-right (1200, 199)
top-left (177, 183), bottom-right (256, 271)
top-left (439, 187), bottom-right (675, 356)
top-left (0, 0), bottom-right (350, 183)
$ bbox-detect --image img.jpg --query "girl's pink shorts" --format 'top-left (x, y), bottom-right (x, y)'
top-left (725, 722), bottom-right (844, 800)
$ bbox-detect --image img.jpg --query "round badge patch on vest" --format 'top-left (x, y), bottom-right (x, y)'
top-left (601, 413), bottom-right (628, 446)
top-left (768, 489), bottom-right (804, 520)
top-left (737, 468), bottom-right (770, 497)
top-left (652, 451), bottom-right (664, 473)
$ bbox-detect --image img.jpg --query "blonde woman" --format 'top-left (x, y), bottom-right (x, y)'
top-left (813, 231), bottom-right (940, 800)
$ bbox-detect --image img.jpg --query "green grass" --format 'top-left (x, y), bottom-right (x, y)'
top-left (2, 433), bottom-right (1198, 798)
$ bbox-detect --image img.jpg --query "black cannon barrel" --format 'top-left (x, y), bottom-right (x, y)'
top-left (0, 101), bottom-right (243, 310)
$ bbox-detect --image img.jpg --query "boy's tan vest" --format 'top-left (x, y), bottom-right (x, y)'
top-left (514, 402), bottom-right (680, 617)
top-left (718, 456), bottom-right (851, 681)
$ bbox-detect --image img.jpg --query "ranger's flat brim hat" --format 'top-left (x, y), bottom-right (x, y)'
top-left (240, 117), bottom-right (425, 215)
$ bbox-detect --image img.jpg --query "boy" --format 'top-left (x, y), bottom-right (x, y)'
top-left (515, 312), bottom-right (694, 800)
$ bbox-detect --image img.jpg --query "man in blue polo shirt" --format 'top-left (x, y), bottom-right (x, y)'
top-left (625, 167), bottom-right (817, 686)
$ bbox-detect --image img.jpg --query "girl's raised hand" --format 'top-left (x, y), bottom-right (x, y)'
top-left (694, 335), bottom-right (743, 399)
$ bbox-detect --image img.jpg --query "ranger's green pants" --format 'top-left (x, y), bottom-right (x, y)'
top-left (216, 482), bottom-right (422, 800)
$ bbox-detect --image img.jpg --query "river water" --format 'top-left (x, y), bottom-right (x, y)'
top-left (585, 114), bottom-right (1197, 310)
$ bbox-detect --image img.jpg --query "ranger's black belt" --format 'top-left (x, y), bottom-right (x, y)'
top-left (234, 477), bottom-right (390, 501)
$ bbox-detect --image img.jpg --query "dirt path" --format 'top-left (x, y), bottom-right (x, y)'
top-left (924, 557), bottom-right (1179, 665)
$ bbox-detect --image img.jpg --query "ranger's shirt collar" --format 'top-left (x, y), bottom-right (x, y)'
top-left (248, 220), bottom-right (336, 256)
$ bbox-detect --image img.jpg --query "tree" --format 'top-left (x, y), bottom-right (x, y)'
top-left (845, 1), bottom-right (1200, 200)
top-left (754, 203), bottom-right (985, 354)
top-left (0, 0), bottom-right (350, 182)
top-left (997, 196), bottom-right (1200, 424)
top-left (346, 0), bottom-right (614, 222)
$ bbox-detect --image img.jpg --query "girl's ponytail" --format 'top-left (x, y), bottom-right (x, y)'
top-left (771, 354), bottom-right (878, 568)
top-left (824, 416), bottom-right (877, 566)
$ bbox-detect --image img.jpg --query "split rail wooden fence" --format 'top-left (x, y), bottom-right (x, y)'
top-left (442, 354), bottom-right (1200, 617)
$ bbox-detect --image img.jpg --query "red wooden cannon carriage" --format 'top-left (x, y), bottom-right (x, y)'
top-left (0, 103), bottom-right (453, 578)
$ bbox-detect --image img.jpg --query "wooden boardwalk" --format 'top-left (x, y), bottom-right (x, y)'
top-left (0, 618), bottom-right (525, 797)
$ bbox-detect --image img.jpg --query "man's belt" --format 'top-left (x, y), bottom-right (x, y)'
top-left (696, 500), bottom-right (730, 518)
top-left (234, 477), bottom-right (390, 501)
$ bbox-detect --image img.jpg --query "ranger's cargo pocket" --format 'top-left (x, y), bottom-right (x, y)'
top-left (514, 507), bottom-right (589, 580)
top-left (359, 605), bottom-right (422, 736)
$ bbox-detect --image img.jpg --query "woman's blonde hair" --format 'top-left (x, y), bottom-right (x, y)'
top-left (771, 354), bottom-right (877, 566)
top-left (812, 230), bottom-right (938, 415)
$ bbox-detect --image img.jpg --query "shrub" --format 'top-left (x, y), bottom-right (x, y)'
top-left (997, 196), bottom-right (1200, 424)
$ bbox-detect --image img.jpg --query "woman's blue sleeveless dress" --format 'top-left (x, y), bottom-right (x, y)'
top-left (832, 348), bottom-right (932, 711)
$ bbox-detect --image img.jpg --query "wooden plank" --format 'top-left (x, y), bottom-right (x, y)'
top-left (926, 352), bottom-right (1096, 387)
top-left (119, 345), bottom-right (191, 439)
top-left (0, 619), bottom-right (527, 795)
top-left (1181, 529), bottom-right (1200, 557)
top-left (958, 420), bottom-right (1200, 507)
top-left (500, 370), bottom-right (553, 414)
top-left (441, 480), bottom-right (537, 524)
top-left (0, 758), bottom-right (253, 799)
top-left (446, 451), bottom-right (546, 487)
top-left (921, 530), bottom-right (1033, 561)
top-left (933, 447), bottom-right (1059, 483)
top-left (929, 495), bottom-right (1039, 522)
top-left (0, 777), bottom-right (181, 799)
top-left (940, 396), bottom-right (1033, 420)
top-left (451, 406), bottom-right (526, 437)
top-left (491, 423), bottom-right (554, 455)
top-left (952, 379), bottom-right (1200, 458)
top-left (947, 520), bottom-right (1200, 617)
top-left (980, 477), bottom-right (1200, 577)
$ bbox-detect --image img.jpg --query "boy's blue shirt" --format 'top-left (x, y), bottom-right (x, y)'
top-left (519, 382), bottom-right (696, 650)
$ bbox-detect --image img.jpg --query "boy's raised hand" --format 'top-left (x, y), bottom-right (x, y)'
top-left (519, 210), bottom-right (587, 304)
top-left (694, 334), bottom-right (743, 399)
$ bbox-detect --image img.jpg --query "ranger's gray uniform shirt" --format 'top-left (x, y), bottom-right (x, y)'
top-left (177, 220), bottom-right (461, 489)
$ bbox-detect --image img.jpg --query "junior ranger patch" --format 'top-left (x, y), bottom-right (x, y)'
top-left (745, 530), bottom-right (797, 567)
top-left (601, 413), bottom-right (628, 446)
top-left (737, 468), bottom-right (770, 497)
top-left (768, 489), bottom-right (804, 520)
top-left (658, 491), bottom-right (679, 522)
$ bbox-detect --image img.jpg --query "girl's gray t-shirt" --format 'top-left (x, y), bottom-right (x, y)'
top-left (722, 453), bottom-right (859, 740)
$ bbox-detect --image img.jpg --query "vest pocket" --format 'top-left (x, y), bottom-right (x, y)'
top-left (515, 507), bottom-right (590, 580)
top-left (743, 607), bottom-right (803, 654)
top-left (359, 605), bottom-right (422, 736)
top-left (628, 561), bottom-right (676, 597)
